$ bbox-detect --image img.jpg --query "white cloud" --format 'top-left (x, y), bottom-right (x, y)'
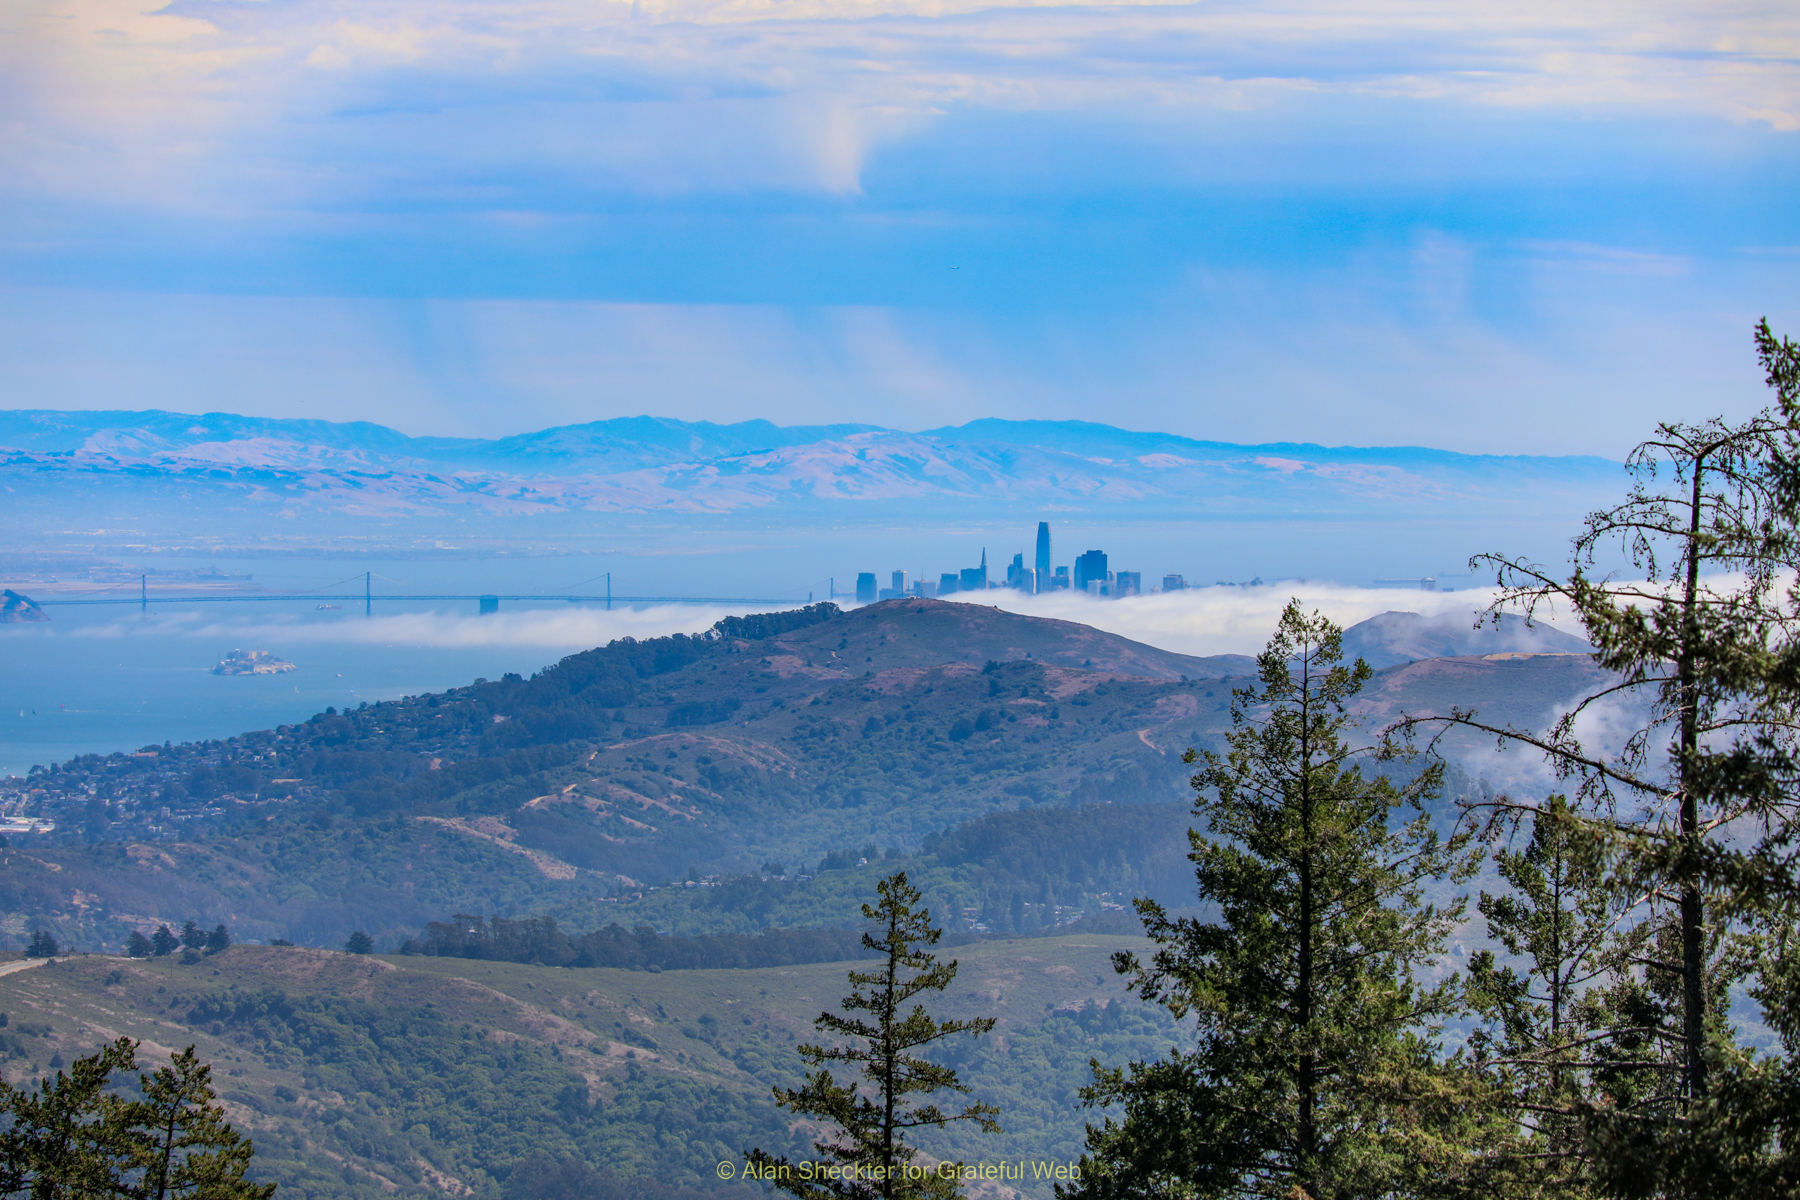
top-left (67, 602), bottom-right (749, 650)
top-left (955, 583), bottom-right (1532, 657)
top-left (4, 0), bottom-right (1795, 210)
top-left (54, 583), bottom-right (1548, 659)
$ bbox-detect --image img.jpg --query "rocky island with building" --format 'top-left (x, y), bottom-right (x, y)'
top-left (212, 648), bottom-right (297, 675)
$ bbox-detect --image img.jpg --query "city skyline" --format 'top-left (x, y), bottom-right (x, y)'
top-left (852, 522), bottom-right (1276, 604)
top-left (848, 517), bottom-right (1459, 606)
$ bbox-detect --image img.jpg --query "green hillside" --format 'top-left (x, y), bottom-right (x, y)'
top-left (3, 598), bottom-right (1604, 951)
top-left (0, 937), bottom-right (1170, 1199)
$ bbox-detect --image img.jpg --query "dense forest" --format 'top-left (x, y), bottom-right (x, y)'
top-left (398, 914), bottom-right (878, 969)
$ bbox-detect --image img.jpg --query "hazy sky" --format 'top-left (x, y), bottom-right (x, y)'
top-left (2, 0), bottom-right (1796, 453)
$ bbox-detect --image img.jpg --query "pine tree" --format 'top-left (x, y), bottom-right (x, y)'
top-left (150, 925), bottom-right (179, 957)
top-left (126, 930), bottom-right (154, 959)
top-left (24, 929), bottom-right (59, 958)
top-left (1070, 601), bottom-right (1475, 1200)
top-left (745, 871), bottom-right (999, 1200)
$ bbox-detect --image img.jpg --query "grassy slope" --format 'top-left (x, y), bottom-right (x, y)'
top-left (0, 938), bottom-right (1169, 1200)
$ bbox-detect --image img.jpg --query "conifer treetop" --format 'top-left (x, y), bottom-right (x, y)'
top-left (746, 871), bottom-right (999, 1200)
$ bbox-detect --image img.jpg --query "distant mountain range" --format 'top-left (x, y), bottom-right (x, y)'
top-left (0, 410), bottom-right (1620, 537)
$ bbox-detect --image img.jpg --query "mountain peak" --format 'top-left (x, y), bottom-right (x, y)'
top-left (1342, 609), bottom-right (1593, 669)
top-left (764, 597), bottom-right (1253, 680)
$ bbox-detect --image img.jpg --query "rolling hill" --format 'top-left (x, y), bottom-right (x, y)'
top-left (1, 600), bottom-right (1604, 953)
top-left (0, 937), bottom-right (1167, 1200)
top-left (0, 597), bottom-right (1598, 1200)
top-left (1341, 609), bottom-right (1593, 668)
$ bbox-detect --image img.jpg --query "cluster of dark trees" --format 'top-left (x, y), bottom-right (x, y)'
top-left (0, 1039), bottom-right (271, 1198)
top-left (124, 920), bottom-right (230, 959)
top-left (399, 914), bottom-right (876, 970)
top-left (304, 602), bottom-right (843, 817)
top-left (464, 602), bottom-right (841, 753)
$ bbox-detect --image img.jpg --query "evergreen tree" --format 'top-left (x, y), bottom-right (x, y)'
top-left (204, 925), bottom-right (231, 955)
top-left (1633, 912), bottom-right (1800, 1196)
top-left (178, 922), bottom-right (206, 951)
top-left (344, 931), bottom-right (374, 955)
top-left (1462, 797), bottom-right (1646, 1197)
top-left (0, 1040), bottom-right (274, 1200)
top-left (0, 1037), bottom-right (138, 1198)
top-left (1388, 321), bottom-right (1800, 1191)
top-left (746, 871), bottom-right (999, 1200)
top-left (120, 1046), bottom-right (276, 1200)
top-left (125, 931), bottom-right (153, 959)
top-left (1399, 321), bottom-right (1800, 1099)
top-left (1071, 601), bottom-right (1475, 1200)
top-left (24, 930), bottom-right (59, 959)
top-left (150, 926), bottom-right (179, 957)
top-left (1571, 905), bottom-right (1743, 1198)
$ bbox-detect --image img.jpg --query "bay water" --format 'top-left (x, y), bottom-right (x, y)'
top-left (0, 586), bottom-right (760, 778)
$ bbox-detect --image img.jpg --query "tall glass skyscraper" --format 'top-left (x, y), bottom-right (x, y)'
top-left (1034, 522), bottom-right (1052, 592)
top-left (1074, 549), bottom-right (1108, 594)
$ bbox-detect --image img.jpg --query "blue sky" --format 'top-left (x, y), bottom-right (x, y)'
top-left (1, 0), bottom-right (1796, 453)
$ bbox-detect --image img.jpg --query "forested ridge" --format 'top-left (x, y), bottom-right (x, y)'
top-left (2, 597), bottom-right (1562, 955)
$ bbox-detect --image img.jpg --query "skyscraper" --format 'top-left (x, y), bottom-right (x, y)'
top-left (1074, 550), bottom-right (1108, 594)
top-left (856, 573), bottom-right (877, 604)
top-left (1034, 522), bottom-right (1051, 590)
top-left (959, 549), bottom-right (988, 594)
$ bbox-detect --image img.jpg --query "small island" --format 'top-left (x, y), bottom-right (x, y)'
top-left (1, 589), bottom-right (50, 623)
top-left (212, 648), bottom-right (297, 676)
